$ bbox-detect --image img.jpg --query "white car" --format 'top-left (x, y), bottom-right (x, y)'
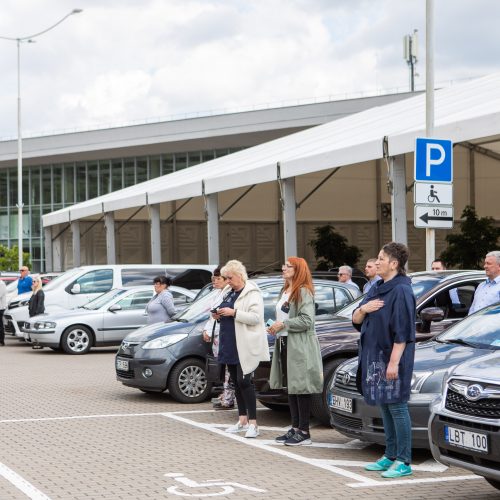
top-left (21, 286), bottom-right (195, 354)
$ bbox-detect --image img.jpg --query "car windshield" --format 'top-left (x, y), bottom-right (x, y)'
top-left (333, 275), bottom-right (443, 319)
top-left (80, 288), bottom-right (128, 310)
top-left (173, 289), bottom-right (219, 322)
top-left (436, 303), bottom-right (500, 349)
top-left (43, 268), bottom-right (83, 291)
top-left (6, 280), bottom-right (18, 292)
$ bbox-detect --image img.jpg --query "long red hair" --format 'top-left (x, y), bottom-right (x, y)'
top-left (286, 256), bottom-right (314, 304)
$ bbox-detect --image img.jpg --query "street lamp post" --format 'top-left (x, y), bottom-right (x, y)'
top-left (0, 9), bottom-right (82, 269)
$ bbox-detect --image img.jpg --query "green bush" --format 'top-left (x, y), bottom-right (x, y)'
top-left (0, 244), bottom-right (31, 271)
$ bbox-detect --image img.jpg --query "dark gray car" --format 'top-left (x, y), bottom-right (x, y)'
top-left (328, 302), bottom-right (500, 448)
top-left (116, 277), bottom-right (358, 404)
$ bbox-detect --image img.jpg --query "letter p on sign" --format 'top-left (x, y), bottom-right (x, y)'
top-left (415, 138), bottom-right (453, 183)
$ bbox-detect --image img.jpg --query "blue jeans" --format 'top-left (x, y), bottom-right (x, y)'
top-left (379, 402), bottom-right (412, 464)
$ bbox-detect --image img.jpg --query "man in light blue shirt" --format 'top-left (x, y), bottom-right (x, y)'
top-left (362, 258), bottom-right (381, 295)
top-left (468, 251), bottom-right (500, 315)
top-left (338, 265), bottom-right (361, 298)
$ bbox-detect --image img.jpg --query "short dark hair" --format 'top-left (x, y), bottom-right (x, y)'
top-left (381, 241), bottom-right (409, 275)
top-left (153, 275), bottom-right (172, 287)
top-left (213, 266), bottom-right (222, 277)
top-left (432, 259), bottom-right (447, 269)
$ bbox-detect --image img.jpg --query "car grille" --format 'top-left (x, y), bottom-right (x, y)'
top-left (334, 370), bottom-right (358, 392)
top-left (5, 320), bottom-right (15, 334)
top-left (445, 389), bottom-right (500, 419)
top-left (116, 369), bottom-right (134, 379)
top-left (331, 413), bottom-right (363, 430)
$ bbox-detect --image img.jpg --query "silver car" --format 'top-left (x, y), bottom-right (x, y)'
top-left (23, 286), bottom-right (195, 354)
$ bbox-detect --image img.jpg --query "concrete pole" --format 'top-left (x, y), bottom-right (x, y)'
top-left (390, 155), bottom-right (408, 246)
top-left (281, 177), bottom-right (298, 258)
top-left (425, 0), bottom-right (435, 269)
top-left (104, 212), bottom-right (116, 265)
top-left (149, 204), bottom-right (162, 264)
top-left (71, 221), bottom-right (81, 267)
top-left (43, 227), bottom-right (53, 272)
top-left (206, 193), bottom-right (220, 265)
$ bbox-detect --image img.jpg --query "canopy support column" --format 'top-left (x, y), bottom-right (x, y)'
top-left (205, 191), bottom-right (220, 265)
top-left (71, 221), bottom-right (81, 267)
top-left (149, 204), bottom-right (161, 264)
top-left (104, 212), bottom-right (116, 264)
top-left (44, 227), bottom-right (53, 272)
top-left (390, 154), bottom-right (408, 246)
top-left (278, 164), bottom-right (297, 258)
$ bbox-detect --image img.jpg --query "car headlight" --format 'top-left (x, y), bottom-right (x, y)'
top-left (142, 333), bottom-right (188, 350)
top-left (410, 371), bottom-right (432, 393)
top-left (34, 321), bottom-right (56, 330)
top-left (19, 300), bottom-right (30, 307)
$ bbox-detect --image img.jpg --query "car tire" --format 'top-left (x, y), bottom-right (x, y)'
top-left (310, 358), bottom-right (347, 426)
top-left (49, 347), bottom-right (60, 351)
top-left (168, 358), bottom-right (211, 403)
top-left (139, 388), bottom-right (163, 394)
top-left (258, 401), bottom-right (290, 412)
top-left (485, 478), bottom-right (500, 490)
top-left (61, 325), bottom-right (93, 355)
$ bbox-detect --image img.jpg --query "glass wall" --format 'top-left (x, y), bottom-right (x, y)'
top-left (0, 147), bottom-right (242, 272)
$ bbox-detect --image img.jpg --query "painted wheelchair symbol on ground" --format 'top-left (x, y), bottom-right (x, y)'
top-left (165, 473), bottom-right (266, 497)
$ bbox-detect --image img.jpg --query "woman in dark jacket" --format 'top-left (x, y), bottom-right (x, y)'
top-left (352, 242), bottom-right (415, 479)
top-left (28, 276), bottom-right (45, 317)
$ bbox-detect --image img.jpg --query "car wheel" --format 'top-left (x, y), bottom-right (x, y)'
top-left (310, 358), bottom-right (347, 426)
top-left (61, 325), bottom-right (93, 355)
top-left (258, 401), bottom-right (290, 412)
top-left (168, 358), bottom-right (211, 403)
top-left (486, 478), bottom-right (500, 490)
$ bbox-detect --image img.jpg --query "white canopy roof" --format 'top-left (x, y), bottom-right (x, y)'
top-left (43, 73), bottom-right (500, 227)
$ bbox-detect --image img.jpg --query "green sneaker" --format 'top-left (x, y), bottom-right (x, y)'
top-left (364, 456), bottom-right (394, 471)
top-left (381, 460), bottom-right (412, 478)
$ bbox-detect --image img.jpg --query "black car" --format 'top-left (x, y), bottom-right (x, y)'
top-left (429, 348), bottom-right (500, 491)
top-left (115, 277), bottom-right (358, 403)
top-left (255, 271), bottom-right (486, 426)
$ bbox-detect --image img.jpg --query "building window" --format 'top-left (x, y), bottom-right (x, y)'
top-left (99, 160), bottom-right (111, 196)
top-left (124, 159), bottom-right (135, 187)
top-left (112, 159), bottom-right (123, 191)
top-left (76, 163), bottom-right (87, 202)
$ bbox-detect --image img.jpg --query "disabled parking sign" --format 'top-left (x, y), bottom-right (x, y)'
top-left (414, 138), bottom-right (453, 183)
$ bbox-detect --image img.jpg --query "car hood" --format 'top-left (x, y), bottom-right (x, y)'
top-left (124, 319), bottom-right (199, 341)
top-left (30, 306), bottom-right (103, 322)
top-left (449, 350), bottom-right (500, 380)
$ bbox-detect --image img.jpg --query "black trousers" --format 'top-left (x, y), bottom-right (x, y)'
top-left (0, 309), bottom-right (4, 344)
top-left (288, 394), bottom-right (312, 432)
top-left (227, 363), bottom-right (257, 420)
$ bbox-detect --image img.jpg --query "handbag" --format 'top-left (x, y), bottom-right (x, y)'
top-left (205, 321), bottom-right (224, 383)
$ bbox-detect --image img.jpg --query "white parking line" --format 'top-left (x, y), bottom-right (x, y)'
top-left (347, 474), bottom-right (482, 488)
top-left (0, 462), bottom-right (52, 500)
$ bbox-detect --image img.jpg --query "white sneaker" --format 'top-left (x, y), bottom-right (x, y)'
top-left (225, 421), bottom-right (249, 433)
top-left (244, 424), bottom-right (259, 438)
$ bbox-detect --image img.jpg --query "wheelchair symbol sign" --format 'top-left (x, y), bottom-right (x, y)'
top-left (414, 182), bottom-right (452, 205)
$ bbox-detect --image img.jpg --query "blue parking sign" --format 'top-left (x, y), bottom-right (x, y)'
top-left (414, 138), bottom-right (453, 183)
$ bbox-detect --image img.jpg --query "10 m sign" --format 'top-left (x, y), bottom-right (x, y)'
top-left (414, 205), bottom-right (454, 229)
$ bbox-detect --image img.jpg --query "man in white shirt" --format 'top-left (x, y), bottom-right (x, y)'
top-left (431, 259), bottom-right (460, 305)
top-left (363, 258), bottom-right (381, 295)
top-left (338, 265), bottom-right (361, 298)
top-left (469, 251), bottom-right (500, 315)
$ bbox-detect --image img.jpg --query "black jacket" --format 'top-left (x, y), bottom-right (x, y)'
top-left (28, 290), bottom-right (45, 317)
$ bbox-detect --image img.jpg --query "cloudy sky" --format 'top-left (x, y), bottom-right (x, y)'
top-left (0, 0), bottom-right (498, 139)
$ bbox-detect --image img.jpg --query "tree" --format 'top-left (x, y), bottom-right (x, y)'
top-left (440, 206), bottom-right (500, 269)
top-left (0, 245), bottom-right (31, 271)
top-left (309, 224), bottom-right (362, 270)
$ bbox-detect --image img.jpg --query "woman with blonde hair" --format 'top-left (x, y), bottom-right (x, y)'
top-left (268, 257), bottom-right (323, 446)
top-left (213, 259), bottom-right (269, 438)
top-left (28, 276), bottom-right (45, 318)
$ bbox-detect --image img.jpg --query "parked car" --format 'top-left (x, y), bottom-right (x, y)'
top-left (328, 301), bottom-right (500, 448)
top-left (255, 270), bottom-right (486, 425)
top-left (22, 285), bottom-right (195, 353)
top-left (115, 277), bottom-right (359, 404)
top-left (429, 349), bottom-right (500, 491)
top-left (4, 264), bottom-right (214, 337)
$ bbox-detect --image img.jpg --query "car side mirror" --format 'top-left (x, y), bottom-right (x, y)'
top-left (108, 304), bottom-right (122, 312)
top-left (70, 283), bottom-right (81, 294)
top-left (419, 307), bottom-right (445, 333)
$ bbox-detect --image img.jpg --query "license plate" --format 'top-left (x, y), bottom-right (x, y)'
top-left (445, 425), bottom-right (488, 453)
top-left (329, 393), bottom-right (353, 413)
top-left (116, 359), bottom-right (129, 371)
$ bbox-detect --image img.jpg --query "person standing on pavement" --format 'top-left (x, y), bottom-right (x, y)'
top-left (468, 251), bottom-right (500, 315)
top-left (268, 257), bottom-right (323, 446)
top-left (28, 276), bottom-right (45, 318)
top-left (0, 279), bottom-right (7, 346)
top-left (216, 260), bottom-right (269, 438)
top-left (363, 258), bottom-right (382, 295)
top-left (337, 265), bottom-right (361, 297)
top-left (18, 266), bottom-right (33, 295)
top-left (202, 267), bottom-right (235, 410)
top-left (145, 276), bottom-right (176, 324)
top-left (353, 242), bottom-right (416, 479)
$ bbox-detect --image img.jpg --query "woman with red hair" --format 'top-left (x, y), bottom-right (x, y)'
top-left (267, 257), bottom-right (323, 445)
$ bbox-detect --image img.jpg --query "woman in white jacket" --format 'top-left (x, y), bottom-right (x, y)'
top-left (214, 259), bottom-right (269, 438)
